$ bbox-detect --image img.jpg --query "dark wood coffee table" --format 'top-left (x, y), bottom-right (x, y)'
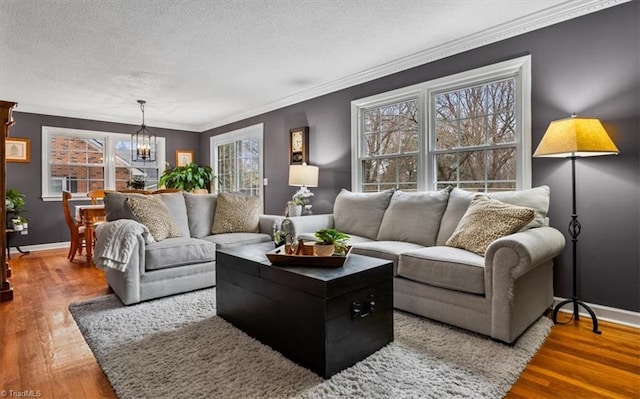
top-left (216, 242), bottom-right (393, 378)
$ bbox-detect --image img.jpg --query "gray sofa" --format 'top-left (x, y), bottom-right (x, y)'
top-left (283, 186), bottom-right (566, 343)
top-left (95, 191), bottom-right (281, 305)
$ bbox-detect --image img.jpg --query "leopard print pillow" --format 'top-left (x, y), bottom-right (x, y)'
top-left (445, 195), bottom-right (535, 256)
top-left (211, 192), bottom-right (260, 234)
top-left (126, 196), bottom-right (183, 241)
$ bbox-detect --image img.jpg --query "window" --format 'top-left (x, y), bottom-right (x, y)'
top-left (42, 127), bottom-right (166, 200)
top-left (361, 98), bottom-right (420, 192)
top-left (431, 78), bottom-right (518, 191)
top-left (352, 56), bottom-right (531, 192)
top-left (210, 124), bottom-right (263, 198)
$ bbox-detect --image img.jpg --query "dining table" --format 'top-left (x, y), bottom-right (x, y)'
top-left (75, 204), bottom-right (106, 264)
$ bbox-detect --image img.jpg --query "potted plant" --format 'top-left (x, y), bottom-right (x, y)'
top-left (158, 162), bottom-right (215, 193)
top-left (6, 188), bottom-right (25, 212)
top-left (314, 228), bottom-right (350, 256)
top-left (127, 175), bottom-right (147, 190)
top-left (287, 197), bottom-right (304, 217)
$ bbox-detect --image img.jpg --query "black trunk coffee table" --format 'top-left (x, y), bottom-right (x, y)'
top-left (216, 242), bottom-right (394, 378)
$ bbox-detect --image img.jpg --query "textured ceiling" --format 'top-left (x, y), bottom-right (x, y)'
top-left (0, 0), bottom-right (625, 132)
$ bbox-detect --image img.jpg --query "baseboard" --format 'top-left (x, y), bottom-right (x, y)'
top-left (553, 297), bottom-right (640, 329)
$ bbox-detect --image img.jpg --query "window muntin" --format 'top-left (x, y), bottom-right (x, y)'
top-left (210, 124), bottom-right (263, 199)
top-left (352, 56), bottom-right (531, 193)
top-left (42, 127), bottom-right (165, 200)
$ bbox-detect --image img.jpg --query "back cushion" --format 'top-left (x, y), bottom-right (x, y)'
top-left (333, 189), bottom-right (394, 240)
top-left (376, 189), bottom-right (451, 246)
top-left (154, 192), bottom-right (190, 238)
top-left (104, 192), bottom-right (148, 221)
top-left (184, 193), bottom-right (217, 238)
top-left (435, 185), bottom-right (551, 245)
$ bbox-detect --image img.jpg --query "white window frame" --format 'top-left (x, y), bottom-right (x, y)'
top-left (351, 55), bottom-right (531, 192)
top-left (210, 123), bottom-right (264, 204)
top-left (42, 126), bottom-right (166, 201)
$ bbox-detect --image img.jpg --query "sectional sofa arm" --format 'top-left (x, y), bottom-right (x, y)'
top-left (258, 214), bottom-right (285, 237)
top-left (282, 214), bottom-right (335, 239)
top-left (485, 226), bottom-right (566, 279)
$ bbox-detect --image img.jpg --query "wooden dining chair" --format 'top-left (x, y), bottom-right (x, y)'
top-left (151, 188), bottom-right (181, 194)
top-left (118, 189), bottom-right (153, 195)
top-left (86, 189), bottom-right (108, 205)
top-left (62, 191), bottom-right (86, 261)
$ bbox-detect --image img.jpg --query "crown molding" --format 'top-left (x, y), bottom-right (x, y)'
top-left (201, 0), bottom-right (631, 132)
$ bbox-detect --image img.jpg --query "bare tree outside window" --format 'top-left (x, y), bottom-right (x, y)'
top-left (361, 99), bottom-right (419, 191)
top-left (433, 78), bottom-right (517, 192)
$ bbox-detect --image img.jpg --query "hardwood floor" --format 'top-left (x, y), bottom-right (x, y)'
top-left (1, 249), bottom-right (638, 398)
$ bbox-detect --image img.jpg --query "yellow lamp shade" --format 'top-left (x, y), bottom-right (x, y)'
top-left (533, 116), bottom-right (619, 158)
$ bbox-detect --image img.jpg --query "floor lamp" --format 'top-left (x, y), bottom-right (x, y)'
top-left (533, 115), bottom-right (618, 334)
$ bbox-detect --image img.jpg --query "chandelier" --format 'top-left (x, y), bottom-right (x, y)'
top-left (131, 100), bottom-right (156, 162)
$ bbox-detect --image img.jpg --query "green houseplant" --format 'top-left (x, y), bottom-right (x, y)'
top-left (126, 175), bottom-right (146, 190)
top-left (158, 163), bottom-right (215, 192)
top-left (6, 188), bottom-right (26, 211)
top-left (314, 228), bottom-right (350, 256)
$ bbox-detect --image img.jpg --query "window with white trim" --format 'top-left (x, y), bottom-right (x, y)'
top-left (352, 56), bottom-right (531, 192)
top-left (42, 127), bottom-right (166, 200)
top-left (210, 124), bottom-right (263, 198)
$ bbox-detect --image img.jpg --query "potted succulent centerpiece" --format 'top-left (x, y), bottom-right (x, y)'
top-left (314, 228), bottom-right (350, 256)
top-left (158, 162), bottom-right (215, 193)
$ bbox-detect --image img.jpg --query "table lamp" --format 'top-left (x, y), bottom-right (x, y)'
top-left (288, 163), bottom-right (319, 215)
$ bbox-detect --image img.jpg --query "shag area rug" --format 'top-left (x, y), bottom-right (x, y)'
top-left (69, 288), bottom-right (552, 399)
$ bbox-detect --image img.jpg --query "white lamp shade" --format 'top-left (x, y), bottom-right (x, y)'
top-left (288, 164), bottom-right (319, 187)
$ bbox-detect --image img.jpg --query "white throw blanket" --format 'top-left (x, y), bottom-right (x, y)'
top-left (94, 219), bottom-right (155, 271)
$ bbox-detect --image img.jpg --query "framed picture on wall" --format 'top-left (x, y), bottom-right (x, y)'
top-left (175, 150), bottom-right (194, 167)
top-left (6, 137), bottom-right (30, 163)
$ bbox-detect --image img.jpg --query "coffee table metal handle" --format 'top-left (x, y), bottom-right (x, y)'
top-left (352, 294), bottom-right (376, 320)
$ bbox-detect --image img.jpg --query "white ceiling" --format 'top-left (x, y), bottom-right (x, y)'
top-left (0, 0), bottom-right (625, 132)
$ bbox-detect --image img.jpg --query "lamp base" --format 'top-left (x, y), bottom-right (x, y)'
top-left (552, 297), bottom-right (601, 334)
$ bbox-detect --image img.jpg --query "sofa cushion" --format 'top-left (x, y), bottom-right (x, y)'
top-left (202, 232), bottom-right (272, 248)
top-left (351, 241), bottom-right (424, 276)
top-left (333, 189), bottom-right (394, 240)
top-left (445, 195), bottom-right (535, 255)
top-left (376, 189), bottom-right (450, 246)
top-left (104, 191), bottom-right (148, 221)
top-left (212, 192), bottom-right (261, 234)
top-left (145, 237), bottom-right (216, 271)
top-left (397, 246), bottom-right (485, 295)
top-left (126, 196), bottom-right (183, 241)
top-left (154, 192), bottom-right (190, 238)
top-left (184, 193), bottom-right (217, 238)
top-left (436, 186), bottom-right (550, 245)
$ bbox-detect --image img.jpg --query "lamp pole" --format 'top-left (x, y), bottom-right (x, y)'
top-left (551, 156), bottom-right (601, 334)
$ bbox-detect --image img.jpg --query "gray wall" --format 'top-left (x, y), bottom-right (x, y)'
top-left (202, 3), bottom-right (639, 312)
top-left (6, 112), bottom-right (199, 246)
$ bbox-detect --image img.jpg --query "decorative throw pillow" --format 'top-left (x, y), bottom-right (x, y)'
top-left (211, 192), bottom-right (260, 234)
top-left (333, 189), bottom-right (395, 240)
top-left (125, 196), bottom-right (183, 241)
top-left (445, 195), bottom-right (535, 255)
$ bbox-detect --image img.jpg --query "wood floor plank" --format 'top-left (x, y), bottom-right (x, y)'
top-left (1, 248), bottom-right (638, 398)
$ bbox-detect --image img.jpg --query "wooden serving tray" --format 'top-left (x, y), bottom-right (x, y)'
top-left (266, 245), bottom-right (352, 268)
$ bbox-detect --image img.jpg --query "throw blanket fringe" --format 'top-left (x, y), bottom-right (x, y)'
top-left (94, 219), bottom-right (155, 271)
